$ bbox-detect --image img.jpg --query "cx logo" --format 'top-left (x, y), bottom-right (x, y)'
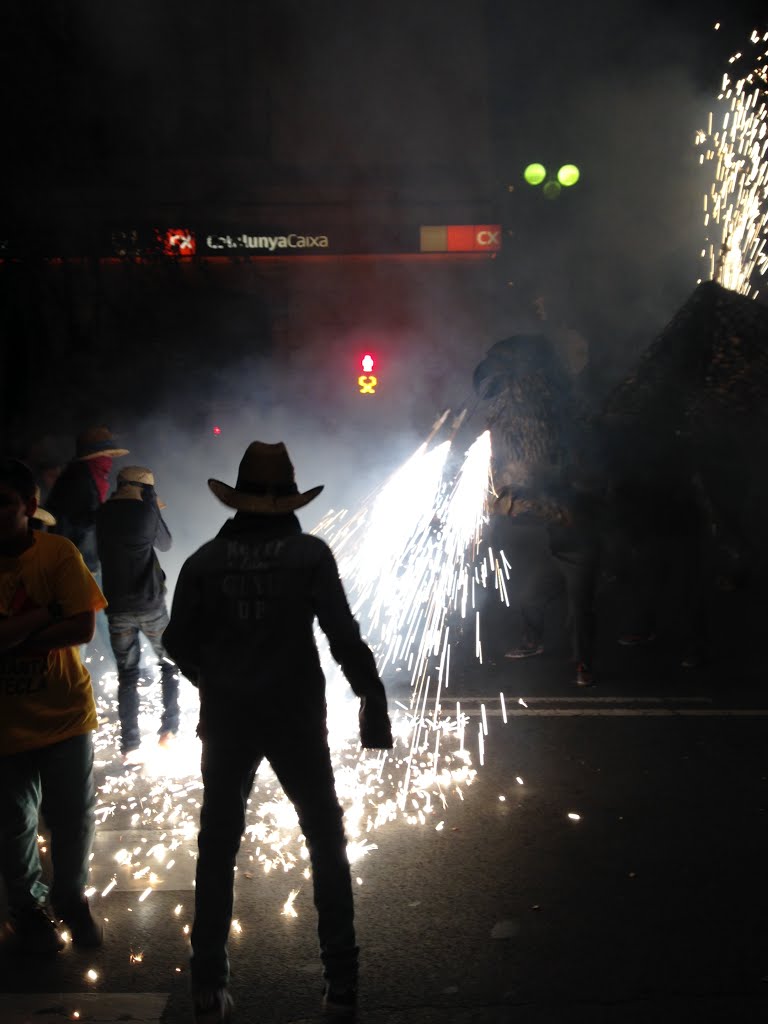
top-left (476, 229), bottom-right (500, 247)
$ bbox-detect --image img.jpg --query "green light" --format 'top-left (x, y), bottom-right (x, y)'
top-left (557, 164), bottom-right (580, 187)
top-left (542, 181), bottom-right (561, 200)
top-left (523, 163), bottom-right (547, 186)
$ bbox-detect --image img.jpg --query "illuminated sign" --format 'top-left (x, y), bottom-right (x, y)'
top-left (158, 228), bottom-right (196, 256)
top-left (0, 223), bottom-right (502, 260)
top-left (358, 353), bottom-right (378, 395)
top-left (205, 233), bottom-right (329, 253)
top-left (419, 225), bottom-right (501, 253)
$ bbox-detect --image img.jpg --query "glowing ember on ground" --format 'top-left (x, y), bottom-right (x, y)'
top-left (281, 890), bottom-right (300, 918)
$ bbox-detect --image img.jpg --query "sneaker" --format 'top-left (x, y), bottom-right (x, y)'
top-left (323, 983), bottom-right (358, 1017)
top-left (122, 747), bottom-right (144, 767)
top-left (7, 905), bottom-right (64, 955)
top-left (617, 632), bottom-right (656, 647)
top-left (193, 987), bottom-right (234, 1024)
top-left (57, 898), bottom-right (104, 948)
top-left (504, 643), bottom-right (544, 660)
top-left (576, 663), bottom-right (594, 687)
top-left (158, 731), bottom-right (176, 749)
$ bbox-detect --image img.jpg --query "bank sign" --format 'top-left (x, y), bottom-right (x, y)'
top-left (205, 232), bottom-right (331, 253)
top-left (152, 225), bottom-right (501, 258)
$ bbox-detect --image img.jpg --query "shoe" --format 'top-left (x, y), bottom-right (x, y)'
top-left (58, 898), bottom-right (104, 948)
top-left (504, 643), bottom-right (544, 660)
top-left (193, 987), bottom-right (234, 1024)
top-left (576, 663), bottom-right (594, 687)
top-left (122, 747), bottom-right (144, 766)
top-left (158, 731), bottom-right (176, 749)
top-left (7, 905), bottom-right (64, 955)
top-left (617, 632), bottom-right (656, 647)
top-left (323, 983), bottom-right (358, 1017)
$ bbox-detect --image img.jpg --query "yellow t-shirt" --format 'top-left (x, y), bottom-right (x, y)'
top-left (0, 532), bottom-right (106, 756)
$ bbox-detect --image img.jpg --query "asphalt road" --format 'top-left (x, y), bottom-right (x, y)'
top-left (1, 587), bottom-right (768, 1024)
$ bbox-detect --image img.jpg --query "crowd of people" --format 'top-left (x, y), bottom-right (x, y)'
top-left (475, 328), bottom-right (750, 688)
top-left (0, 428), bottom-right (393, 1024)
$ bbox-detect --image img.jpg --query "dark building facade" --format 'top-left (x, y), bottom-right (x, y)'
top-left (2, 2), bottom-right (509, 444)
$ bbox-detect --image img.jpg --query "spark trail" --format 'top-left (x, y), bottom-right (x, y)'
top-left (84, 429), bottom-right (510, 943)
top-left (697, 28), bottom-right (768, 296)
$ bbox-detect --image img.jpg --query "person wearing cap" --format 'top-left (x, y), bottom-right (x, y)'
top-left (0, 457), bottom-right (106, 955)
top-left (96, 467), bottom-right (180, 764)
top-left (163, 441), bottom-right (393, 1024)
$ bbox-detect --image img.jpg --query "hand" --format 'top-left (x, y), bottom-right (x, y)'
top-left (359, 695), bottom-right (394, 749)
top-left (490, 487), bottom-right (514, 517)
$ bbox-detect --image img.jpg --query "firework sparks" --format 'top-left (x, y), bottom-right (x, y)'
top-left (84, 428), bottom-right (511, 947)
top-left (697, 29), bottom-right (768, 296)
top-left (281, 889), bottom-right (300, 918)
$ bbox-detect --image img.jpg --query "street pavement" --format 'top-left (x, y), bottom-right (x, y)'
top-left (1, 583), bottom-right (768, 1024)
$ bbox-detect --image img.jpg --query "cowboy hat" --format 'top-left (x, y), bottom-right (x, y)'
top-left (76, 426), bottom-right (129, 461)
top-left (114, 466), bottom-right (167, 509)
top-left (32, 486), bottom-right (56, 527)
top-left (208, 441), bottom-right (323, 514)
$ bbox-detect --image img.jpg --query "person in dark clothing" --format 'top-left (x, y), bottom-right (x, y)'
top-left (610, 455), bottom-right (714, 667)
top-left (494, 475), bottom-right (604, 686)
top-left (96, 466), bottom-right (180, 764)
top-left (163, 441), bottom-right (393, 1024)
top-left (47, 426), bottom-right (129, 573)
top-left (47, 426), bottom-right (129, 665)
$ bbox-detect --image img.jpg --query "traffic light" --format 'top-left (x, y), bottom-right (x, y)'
top-left (358, 353), bottom-right (378, 395)
top-left (522, 163), bottom-right (581, 200)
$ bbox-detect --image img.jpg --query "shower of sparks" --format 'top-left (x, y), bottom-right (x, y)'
top-left (696, 29), bottom-right (768, 296)
top-left (82, 427), bottom-right (513, 945)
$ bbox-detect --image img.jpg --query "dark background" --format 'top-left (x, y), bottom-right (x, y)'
top-left (1, 1), bottom-right (765, 475)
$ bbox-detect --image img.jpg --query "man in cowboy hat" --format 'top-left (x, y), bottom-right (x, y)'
top-left (47, 427), bottom-right (129, 667)
top-left (96, 467), bottom-right (180, 765)
top-left (47, 427), bottom-right (129, 573)
top-left (0, 457), bottom-right (106, 954)
top-left (164, 440), bottom-right (393, 1024)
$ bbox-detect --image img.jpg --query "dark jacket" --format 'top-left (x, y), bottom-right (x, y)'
top-left (96, 493), bottom-right (172, 614)
top-left (163, 513), bottom-right (388, 730)
top-left (46, 461), bottom-right (101, 571)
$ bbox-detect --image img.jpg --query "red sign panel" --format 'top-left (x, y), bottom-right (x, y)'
top-left (420, 225), bottom-right (501, 253)
top-left (159, 229), bottom-right (196, 257)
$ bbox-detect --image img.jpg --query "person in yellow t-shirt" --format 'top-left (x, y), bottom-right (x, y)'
top-left (0, 458), bottom-right (107, 955)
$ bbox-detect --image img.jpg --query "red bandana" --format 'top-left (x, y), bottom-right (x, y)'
top-left (86, 456), bottom-right (113, 502)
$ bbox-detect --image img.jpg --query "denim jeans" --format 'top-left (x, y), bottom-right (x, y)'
top-left (191, 723), bottom-right (358, 990)
top-left (0, 732), bottom-right (96, 915)
top-left (107, 603), bottom-right (180, 754)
